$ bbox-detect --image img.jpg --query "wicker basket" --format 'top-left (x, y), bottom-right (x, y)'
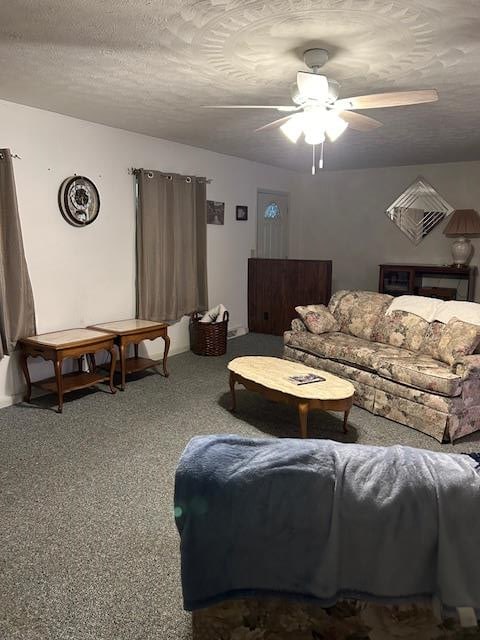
top-left (190, 310), bottom-right (229, 356)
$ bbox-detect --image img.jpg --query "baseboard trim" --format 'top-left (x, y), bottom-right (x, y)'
top-left (149, 342), bottom-right (189, 361)
top-left (228, 326), bottom-right (249, 339)
top-left (0, 392), bottom-right (24, 409)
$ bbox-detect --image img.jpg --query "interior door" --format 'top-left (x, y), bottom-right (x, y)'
top-left (256, 191), bottom-right (289, 259)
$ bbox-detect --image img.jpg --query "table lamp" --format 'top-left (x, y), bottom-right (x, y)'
top-left (443, 209), bottom-right (480, 267)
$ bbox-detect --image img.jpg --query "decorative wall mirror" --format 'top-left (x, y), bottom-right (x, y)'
top-left (386, 177), bottom-right (454, 245)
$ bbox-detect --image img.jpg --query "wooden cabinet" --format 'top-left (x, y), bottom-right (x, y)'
top-left (379, 264), bottom-right (476, 301)
top-left (248, 259), bottom-right (332, 335)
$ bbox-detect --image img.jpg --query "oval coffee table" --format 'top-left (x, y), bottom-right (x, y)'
top-left (228, 356), bottom-right (355, 438)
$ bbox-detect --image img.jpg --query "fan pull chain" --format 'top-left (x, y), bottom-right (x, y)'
top-left (319, 142), bottom-right (324, 169)
top-left (312, 144), bottom-right (316, 175)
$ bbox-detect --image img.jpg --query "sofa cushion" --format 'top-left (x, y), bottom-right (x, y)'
top-left (328, 290), bottom-right (393, 341)
top-left (295, 304), bottom-right (339, 334)
top-left (436, 318), bottom-right (480, 365)
top-left (371, 310), bottom-right (429, 352)
top-left (375, 353), bottom-right (462, 397)
top-left (327, 290), bottom-right (349, 315)
top-left (290, 318), bottom-right (307, 333)
top-left (420, 321), bottom-right (445, 359)
top-left (285, 331), bottom-right (409, 372)
top-left (421, 318), bottom-right (480, 364)
top-left (285, 330), bottom-right (463, 397)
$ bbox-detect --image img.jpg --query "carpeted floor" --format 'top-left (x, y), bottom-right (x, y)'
top-left (1, 333), bottom-right (479, 640)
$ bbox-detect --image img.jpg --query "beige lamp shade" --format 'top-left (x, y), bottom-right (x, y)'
top-left (443, 209), bottom-right (480, 236)
top-left (443, 209), bottom-right (480, 267)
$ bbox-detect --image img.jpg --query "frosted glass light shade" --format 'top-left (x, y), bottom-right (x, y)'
top-left (302, 108), bottom-right (326, 145)
top-left (280, 114), bottom-right (304, 143)
top-left (304, 129), bottom-right (326, 145)
top-left (325, 113), bottom-right (348, 142)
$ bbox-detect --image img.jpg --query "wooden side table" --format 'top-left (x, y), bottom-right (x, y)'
top-left (88, 319), bottom-right (170, 391)
top-left (19, 329), bottom-right (117, 413)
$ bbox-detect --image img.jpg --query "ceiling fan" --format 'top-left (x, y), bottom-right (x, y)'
top-left (204, 48), bottom-right (438, 173)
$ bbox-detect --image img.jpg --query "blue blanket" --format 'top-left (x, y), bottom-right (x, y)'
top-left (174, 435), bottom-right (480, 613)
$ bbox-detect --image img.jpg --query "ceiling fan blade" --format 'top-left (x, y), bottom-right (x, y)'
top-left (338, 111), bottom-right (383, 131)
top-left (336, 89), bottom-right (438, 110)
top-left (296, 72), bottom-right (329, 101)
top-left (255, 114), bottom-right (295, 133)
top-left (203, 105), bottom-right (298, 112)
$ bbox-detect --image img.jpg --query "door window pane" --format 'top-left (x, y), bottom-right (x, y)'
top-left (264, 202), bottom-right (280, 219)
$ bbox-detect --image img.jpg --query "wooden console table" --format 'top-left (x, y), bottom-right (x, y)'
top-left (379, 263), bottom-right (476, 301)
top-left (19, 329), bottom-right (117, 413)
top-left (88, 319), bottom-right (170, 391)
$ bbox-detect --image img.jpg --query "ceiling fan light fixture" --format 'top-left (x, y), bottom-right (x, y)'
top-left (325, 112), bottom-right (348, 142)
top-left (302, 108), bottom-right (326, 145)
top-left (280, 114), bottom-right (304, 143)
top-left (327, 80), bottom-right (340, 103)
top-left (296, 71), bottom-right (329, 102)
top-left (290, 82), bottom-right (304, 106)
top-left (304, 128), bottom-right (325, 145)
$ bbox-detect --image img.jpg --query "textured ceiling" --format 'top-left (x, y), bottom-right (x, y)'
top-left (1, 0), bottom-right (480, 171)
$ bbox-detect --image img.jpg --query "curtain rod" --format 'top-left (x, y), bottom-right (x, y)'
top-left (128, 167), bottom-right (212, 183)
top-left (0, 152), bottom-right (21, 160)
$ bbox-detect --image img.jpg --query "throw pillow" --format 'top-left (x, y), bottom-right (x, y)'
top-left (372, 310), bottom-right (429, 351)
top-left (328, 291), bottom-right (393, 341)
top-left (436, 318), bottom-right (480, 366)
top-left (420, 321), bottom-right (446, 360)
top-left (295, 304), bottom-right (339, 335)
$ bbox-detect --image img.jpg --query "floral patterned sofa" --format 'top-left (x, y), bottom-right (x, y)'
top-left (284, 290), bottom-right (480, 443)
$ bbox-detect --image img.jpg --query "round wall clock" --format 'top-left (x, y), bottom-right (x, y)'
top-left (58, 176), bottom-right (100, 227)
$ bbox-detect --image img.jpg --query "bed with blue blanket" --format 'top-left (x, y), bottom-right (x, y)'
top-left (175, 436), bottom-right (480, 637)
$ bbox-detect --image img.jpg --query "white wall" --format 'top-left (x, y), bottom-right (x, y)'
top-left (290, 160), bottom-right (480, 298)
top-left (0, 99), bottom-right (294, 406)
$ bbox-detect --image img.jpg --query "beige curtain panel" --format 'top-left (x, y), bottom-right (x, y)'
top-left (0, 149), bottom-right (36, 357)
top-left (136, 170), bottom-right (208, 323)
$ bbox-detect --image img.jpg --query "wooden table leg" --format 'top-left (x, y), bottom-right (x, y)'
top-left (53, 358), bottom-right (64, 414)
top-left (298, 402), bottom-right (309, 438)
top-left (162, 334), bottom-right (170, 378)
top-left (108, 347), bottom-right (117, 394)
top-left (119, 341), bottom-right (126, 391)
top-left (20, 352), bottom-right (32, 403)
top-left (343, 407), bottom-right (351, 433)
top-left (229, 371), bottom-right (237, 412)
top-left (88, 353), bottom-right (96, 373)
top-left (134, 343), bottom-right (139, 359)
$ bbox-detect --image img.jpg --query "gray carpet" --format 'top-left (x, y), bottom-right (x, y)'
top-left (1, 333), bottom-right (479, 640)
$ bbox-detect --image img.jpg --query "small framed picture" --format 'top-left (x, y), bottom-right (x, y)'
top-left (207, 200), bottom-right (225, 225)
top-left (236, 205), bottom-right (248, 221)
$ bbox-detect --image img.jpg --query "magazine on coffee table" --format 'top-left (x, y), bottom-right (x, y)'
top-left (288, 373), bottom-right (326, 385)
